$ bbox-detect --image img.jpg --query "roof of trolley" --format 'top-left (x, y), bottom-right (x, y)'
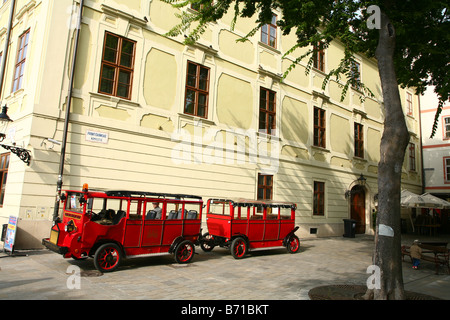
top-left (208, 198), bottom-right (296, 209)
top-left (104, 190), bottom-right (202, 200)
top-left (64, 189), bottom-right (202, 200)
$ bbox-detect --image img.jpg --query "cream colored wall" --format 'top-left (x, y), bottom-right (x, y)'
top-left (0, 0), bottom-right (423, 241)
top-left (0, 0), bottom-right (53, 228)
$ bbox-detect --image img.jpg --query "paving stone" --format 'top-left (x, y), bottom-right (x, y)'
top-left (1, 234), bottom-right (449, 301)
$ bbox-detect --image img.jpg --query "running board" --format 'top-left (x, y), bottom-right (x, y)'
top-left (126, 252), bottom-right (171, 259)
top-left (248, 246), bottom-right (285, 252)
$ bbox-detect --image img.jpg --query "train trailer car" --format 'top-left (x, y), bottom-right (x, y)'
top-left (42, 184), bottom-right (203, 272)
top-left (199, 198), bottom-right (300, 258)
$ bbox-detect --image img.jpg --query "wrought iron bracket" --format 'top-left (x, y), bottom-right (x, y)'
top-left (0, 144), bottom-right (31, 165)
top-left (0, 133), bottom-right (31, 165)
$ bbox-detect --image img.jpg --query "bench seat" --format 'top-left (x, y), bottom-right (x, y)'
top-left (401, 244), bottom-right (450, 275)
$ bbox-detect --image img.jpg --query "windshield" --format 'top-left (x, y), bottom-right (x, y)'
top-left (65, 193), bottom-right (85, 213)
top-left (208, 200), bottom-right (230, 215)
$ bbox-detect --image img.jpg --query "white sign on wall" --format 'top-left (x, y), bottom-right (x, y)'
top-left (85, 130), bottom-right (109, 144)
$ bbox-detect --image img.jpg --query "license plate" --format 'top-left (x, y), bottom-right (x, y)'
top-left (50, 230), bottom-right (59, 244)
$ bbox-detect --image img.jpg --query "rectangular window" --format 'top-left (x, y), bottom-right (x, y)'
top-left (99, 32), bottom-right (136, 100)
top-left (354, 123), bottom-right (364, 158)
top-left (406, 92), bottom-right (413, 116)
top-left (444, 117), bottom-right (450, 139)
top-left (314, 107), bottom-right (326, 148)
top-left (257, 174), bottom-right (273, 200)
top-left (313, 42), bottom-right (325, 72)
top-left (184, 61), bottom-right (210, 118)
top-left (350, 60), bottom-right (361, 89)
top-left (259, 87), bottom-right (276, 135)
top-left (445, 157), bottom-right (450, 183)
top-left (12, 29), bottom-right (30, 92)
top-left (0, 153), bottom-right (10, 206)
top-left (313, 181), bottom-right (325, 216)
top-left (190, 2), bottom-right (210, 11)
top-left (261, 14), bottom-right (277, 48)
top-left (409, 143), bottom-right (416, 172)
top-left (190, 3), bottom-right (201, 11)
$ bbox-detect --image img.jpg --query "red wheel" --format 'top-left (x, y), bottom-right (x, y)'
top-left (231, 237), bottom-right (247, 259)
top-left (287, 235), bottom-right (300, 253)
top-left (94, 243), bottom-right (122, 272)
top-left (174, 240), bottom-right (195, 264)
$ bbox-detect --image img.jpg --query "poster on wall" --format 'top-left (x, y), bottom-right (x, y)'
top-left (4, 216), bottom-right (18, 253)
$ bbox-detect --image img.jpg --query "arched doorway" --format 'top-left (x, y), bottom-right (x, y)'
top-left (350, 185), bottom-right (366, 234)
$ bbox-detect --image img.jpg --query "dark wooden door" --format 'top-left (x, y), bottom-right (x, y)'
top-left (351, 186), bottom-right (366, 234)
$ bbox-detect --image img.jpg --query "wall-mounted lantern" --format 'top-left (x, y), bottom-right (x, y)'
top-left (345, 173), bottom-right (367, 199)
top-left (0, 105), bottom-right (31, 165)
top-left (357, 173), bottom-right (367, 187)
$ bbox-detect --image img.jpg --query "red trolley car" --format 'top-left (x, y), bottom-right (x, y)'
top-left (199, 198), bottom-right (299, 258)
top-left (42, 185), bottom-right (203, 272)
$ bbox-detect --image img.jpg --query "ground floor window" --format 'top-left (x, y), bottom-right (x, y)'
top-left (409, 143), bottom-right (416, 172)
top-left (445, 157), bottom-right (450, 183)
top-left (0, 153), bottom-right (10, 206)
top-left (257, 174), bottom-right (273, 200)
top-left (313, 181), bottom-right (325, 216)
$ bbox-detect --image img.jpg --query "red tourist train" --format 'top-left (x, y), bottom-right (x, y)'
top-left (42, 184), bottom-right (300, 272)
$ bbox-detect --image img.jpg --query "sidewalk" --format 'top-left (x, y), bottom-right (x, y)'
top-left (400, 233), bottom-right (450, 300)
top-left (0, 233), bottom-right (448, 300)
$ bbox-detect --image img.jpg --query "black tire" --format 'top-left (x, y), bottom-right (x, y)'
top-left (200, 233), bottom-right (215, 252)
top-left (230, 237), bottom-right (247, 259)
top-left (174, 240), bottom-right (195, 264)
top-left (286, 235), bottom-right (300, 253)
top-left (94, 243), bottom-right (122, 272)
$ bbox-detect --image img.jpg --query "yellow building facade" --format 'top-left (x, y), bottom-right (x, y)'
top-left (0, 0), bottom-right (422, 248)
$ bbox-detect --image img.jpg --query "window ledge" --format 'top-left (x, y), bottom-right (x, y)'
top-left (312, 68), bottom-right (327, 76)
top-left (256, 131), bottom-right (279, 139)
top-left (258, 41), bottom-right (281, 55)
top-left (5, 88), bottom-right (25, 101)
top-left (258, 66), bottom-right (282, 82)
top-left (311, 145), bottom-right (330, 153)
top-left (89, 92), bottom-right (141, 108)
top-left (177, 113), bottom-right (216, 126)
top-left (351, 86), bottom-right (364, 95)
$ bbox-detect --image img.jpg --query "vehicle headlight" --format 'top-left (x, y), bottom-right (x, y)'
top-left (65, 221), bottom-right (76, 233)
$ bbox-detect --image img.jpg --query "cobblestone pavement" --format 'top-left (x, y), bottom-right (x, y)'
top-left (1, 234), bottom-right (449, 302)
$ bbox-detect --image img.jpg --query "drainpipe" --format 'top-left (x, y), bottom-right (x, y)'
top-left (418, 95), bottom-right (425, 194)
top-left (0, 0), bottom-right (17, 99)
top-left (52, 0), bottom-right (85, 221)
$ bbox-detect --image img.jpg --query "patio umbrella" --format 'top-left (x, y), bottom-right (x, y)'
top-left (400, 190), bottom-right (424, 233)
top-left (401, 190), bottom-right (418, 207)
top-left (420, 193), bottom-right (450, 209)
top-left (400, 190), bottom-right (442, 209)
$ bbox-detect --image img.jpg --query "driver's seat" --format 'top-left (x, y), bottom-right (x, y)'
top-left (112, 210), bottom-right (126, 225)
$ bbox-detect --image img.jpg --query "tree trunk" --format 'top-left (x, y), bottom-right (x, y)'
top-left (365, 12), bottom-right (410, 300)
